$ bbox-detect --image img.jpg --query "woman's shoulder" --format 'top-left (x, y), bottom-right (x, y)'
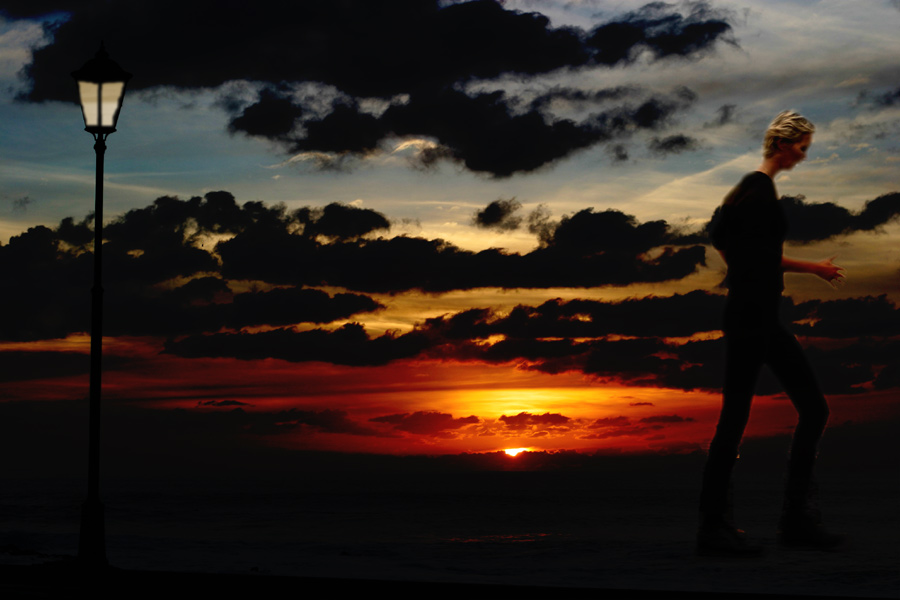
top-left (724, 171), bottom-right (775, 207)
top-left (752, 169), bottom-right (775, 181)
top-left (738, 170), bottom-right (774, 190)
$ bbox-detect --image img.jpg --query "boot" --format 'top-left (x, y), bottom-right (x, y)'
top-left (697, 482), bottom-right (763, 557)
top-left (778, 511), bottom-right (844, 549)
top-left (778, 479), bottom-right (844, 550)
top-left (697, 517), bottom-right (764, 557)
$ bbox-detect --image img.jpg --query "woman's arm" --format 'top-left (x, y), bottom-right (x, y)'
top-left (782, 254), bottom-right (845, 287)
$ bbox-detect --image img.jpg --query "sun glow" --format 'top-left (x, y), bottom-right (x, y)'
top-left (504, 448), bottom-right (529, 457)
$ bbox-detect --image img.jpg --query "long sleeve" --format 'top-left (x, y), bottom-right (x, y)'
top-left (712, 172), bottom-right (787, 298)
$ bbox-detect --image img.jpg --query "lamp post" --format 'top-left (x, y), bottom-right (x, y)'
top-left (72, 43), bottom-right (131, 567)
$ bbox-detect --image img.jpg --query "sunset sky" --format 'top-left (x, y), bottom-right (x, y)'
top-left (1, 0), bottom-right (899, 464)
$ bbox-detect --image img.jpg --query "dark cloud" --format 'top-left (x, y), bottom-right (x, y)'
top-left (14, 0), bottom-right (735, 177)
top-left (2, 191), bottom-right (707, 339)
top-left (481, 337), bottom-right (587, 372)
top-left (6, 191), bottom-right (900, 354)
top-left (799, 341), bottom-right (897, 396)
top-left (230, 288), bottom-right (383, 328)
top-left (459, 327), bottom-right (873, 396)
top-left (164, 323), bottom-right (431, 367)
top-left (582, 412), bottom-right (695, 440)
top-left (292, 99), bottom-right (386, 155)
top-left (12, 196), bottom-right (33, 212)
top-left (239, 407), bottom-right (385, 437)
top-left (526, 204), bottom-right (554, 242)
top-left (858, 85), bottom-right (900, 108)
top-left (423, 290), bottom-right (726, 339)
top-left (702, 192), bottom-right (900, 245)
top-left (217, 202), bottom-right (708, 292)
top-left (197, 399), bottom-right (251, 407)
top-left (307, 202), bottom-right (391, 240)
top-left (107, 284), bottom-right (384, 338)
top-left (582, 428), bottom-right (652, 440)
top-left (781, 193), bottom-right (900, 243)
top-left (0, 193), bottom-right (387, 341)
top-left (648, 134), bottom-right (700, 155)
top-left (874, 361), bottom-right (900, 390)
top-left (10, 285), bottom-right (900, 400)
top-left (6, 195), bottom-right (898, 399)
top-left (639, 414), bottom-right (695, 424)
top-left (527, 86), bottom-right (636, 113)
top-left (415, 292), bottom-right (900, 395)
top-left (608, 144), bottom-right (630, 162)
top-left (56, 215), bottom-right (94, 246)
top-left (0, 224), bottom-right (91, 340)
top-left (589, 416), bottom-right (632, 428)
top-left (16, 1), bottom-right (734, 100)
top-left (227, 87), bottom-right (304, 139)
top-left (792, 295), bottom-right (900, 338)
top-left (356, 85), bottom-right (699, 176)
top-left (499, 412), bottom-right (571, 431)
top-left (370, 411), bottom-right (479, 436)
top-left (851, 192), bottom-right (900, 231)
top-left (0, 350), bottom-right (130, 382)
top-left (585, 1), bottom-right (736, 65)
top-left (705, 103), bottom-right (736, 127)
top-left (473, 198), bottom-right (522, 231)
top-left (548, 208), bottom-right (668, 254)
top-left (580, 337), bottom-right (681, 383)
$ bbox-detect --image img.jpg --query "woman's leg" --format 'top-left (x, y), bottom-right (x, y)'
top-left (764, 327), bottom-right (829, 513)
top-left (764, 327), bottom-right (842, 547)
top-left (699, 332), bottom-right (765, 525)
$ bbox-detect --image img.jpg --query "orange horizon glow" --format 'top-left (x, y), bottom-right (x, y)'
top-left (5, 335), bottom-right (896, 457)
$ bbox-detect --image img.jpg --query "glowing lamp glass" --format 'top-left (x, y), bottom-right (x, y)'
top-left (72, 46), bottom-right (131, 134)
top-left (77, 80), bottom-right (126, 131)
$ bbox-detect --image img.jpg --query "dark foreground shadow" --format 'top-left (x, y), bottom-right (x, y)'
top-left (0, 561), bottom-right (864, 600)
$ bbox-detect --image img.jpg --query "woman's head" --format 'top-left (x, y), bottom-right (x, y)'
top-left (763, 110), bottom-right (815, 159)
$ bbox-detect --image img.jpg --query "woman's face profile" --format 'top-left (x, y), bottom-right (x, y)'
top-left (778, 133), bottom-right (812, 171)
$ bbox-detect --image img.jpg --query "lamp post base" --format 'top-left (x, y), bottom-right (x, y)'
top-left (78, 496), bottom-right (107, 567)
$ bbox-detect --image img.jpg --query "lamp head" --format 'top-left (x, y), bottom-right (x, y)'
top-left (72, 44), bottom-right (132, 135)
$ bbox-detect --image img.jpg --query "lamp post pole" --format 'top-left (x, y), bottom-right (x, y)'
top-left (79, 132), bottom-right (107, 566)
top-left (72, 44), bottom-right (130, 568)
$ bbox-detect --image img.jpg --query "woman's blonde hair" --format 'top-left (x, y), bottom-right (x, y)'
top-left (763, 110), bottom-right (815, 158)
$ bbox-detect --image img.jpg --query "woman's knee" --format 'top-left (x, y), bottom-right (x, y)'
top-left (798, 399), bottom-right (829, 431)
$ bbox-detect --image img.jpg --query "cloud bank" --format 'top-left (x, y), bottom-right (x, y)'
top-left (13, 0), bottom-right (736, 176)
top-left (3, 192), bottom-right (898, 399)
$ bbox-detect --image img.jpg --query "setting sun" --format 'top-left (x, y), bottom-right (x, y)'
top-left (504, 448), bottom-right (529, 457)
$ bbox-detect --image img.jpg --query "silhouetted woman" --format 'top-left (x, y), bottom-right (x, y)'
top-left (698, 110), bottom-right (845, 556)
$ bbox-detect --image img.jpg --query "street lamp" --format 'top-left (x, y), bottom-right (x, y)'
top-left (72, 43), bottom-right (131, 567)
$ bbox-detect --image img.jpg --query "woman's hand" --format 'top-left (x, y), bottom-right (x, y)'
top-left (813, 256), bottom-right (845, 288)
top-left (781, 255), bottom-right (846, 287)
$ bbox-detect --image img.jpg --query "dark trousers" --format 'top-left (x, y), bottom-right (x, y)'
top-left (699, 294), bottom-right (830, 523)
